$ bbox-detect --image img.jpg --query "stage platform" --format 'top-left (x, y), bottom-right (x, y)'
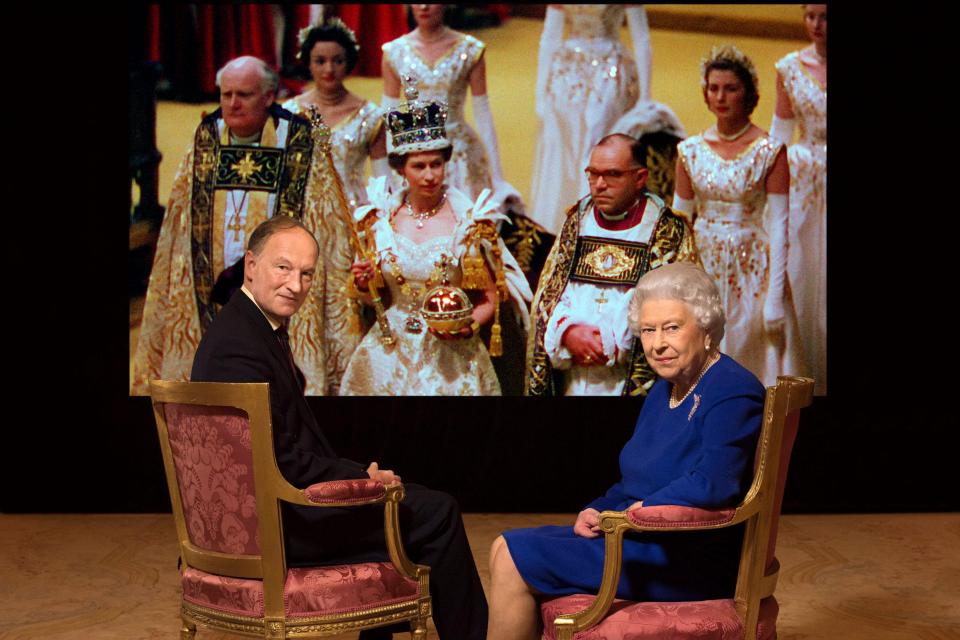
top-left (2, 512), bottom-right (958, 639)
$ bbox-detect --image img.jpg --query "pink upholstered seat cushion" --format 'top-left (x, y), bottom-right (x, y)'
top-left (541, 595), bottom-right (778, 640)
top-left (304, 479), bottom-right (386, 505)
top-left (181, 563), bottom-right (421, 618)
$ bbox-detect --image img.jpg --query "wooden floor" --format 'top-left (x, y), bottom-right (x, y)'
top-left (1, 513), bottom-right (958, 639)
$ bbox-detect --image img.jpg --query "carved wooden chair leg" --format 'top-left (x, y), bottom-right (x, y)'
top-left (411, 615), bottom-right (428, 639)
top-left (179, 617), bottom-right (196, 640)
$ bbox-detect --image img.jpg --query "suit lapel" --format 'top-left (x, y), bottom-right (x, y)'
top-left (229, 292), bottom-right (331, 447)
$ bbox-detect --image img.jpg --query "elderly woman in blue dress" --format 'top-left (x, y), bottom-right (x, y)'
top-left (486, 262), bottom-right (766, 639)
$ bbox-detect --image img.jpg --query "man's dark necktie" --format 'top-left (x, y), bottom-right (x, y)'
top-left (275, 324), bottom-right (306, 394)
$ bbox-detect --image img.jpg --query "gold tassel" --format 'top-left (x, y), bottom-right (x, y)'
top-left (489, 301), bottom-right (503, 357)
top-left (462, 225), bottom-right (496, 290)
top-left (370, 265), bottom-right (385, 289)
top-left (461, 252), bottom-right (491, 290)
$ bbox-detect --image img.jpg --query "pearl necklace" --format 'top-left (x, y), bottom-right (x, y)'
top-left (669, 351), bottom-right (720, 409)
top-left (715, 121), bottom-right (752, 142)
top-left (312, 87), bottom-right (348, 107)
top-left (405, 192), bottom-right (447, 229)
top-left (415, 27), bottom-right (450, 44)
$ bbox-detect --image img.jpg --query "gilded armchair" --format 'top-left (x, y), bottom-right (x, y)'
top-left (542, 375), bottom-right (814, 640)
top-left (149, 380), bottom-right (431, 639)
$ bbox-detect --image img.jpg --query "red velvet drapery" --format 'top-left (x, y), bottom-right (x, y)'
top-left (144, 3), bottom-right (417, 99)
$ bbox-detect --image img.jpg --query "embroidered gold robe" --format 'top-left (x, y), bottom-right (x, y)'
top-left (525, 192), bottom-right (699, 396)
top-left (132, 105), bottom-right (361, 395)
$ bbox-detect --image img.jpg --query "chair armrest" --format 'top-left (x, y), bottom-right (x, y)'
top-left (553, 506), bottom-right (747, 640)
top-left (302, 478), bottom-right (387, 505)
top-left (625, 504), bottom-right (737, 530)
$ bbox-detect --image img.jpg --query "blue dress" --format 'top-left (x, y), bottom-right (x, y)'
top-left (504, 354), bottom-right (765, 601)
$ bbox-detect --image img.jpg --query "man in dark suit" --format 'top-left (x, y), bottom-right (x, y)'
top-left (191, 216), bottom-right (487, 639)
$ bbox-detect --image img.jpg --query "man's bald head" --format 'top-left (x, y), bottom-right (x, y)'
top-left (216, 56), bottom-right (278, 138)
top-left (215, 56), bottom-right (279, 94)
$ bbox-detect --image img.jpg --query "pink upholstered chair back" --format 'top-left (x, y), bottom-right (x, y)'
top-left (163, 403), bottom-right (261, 557)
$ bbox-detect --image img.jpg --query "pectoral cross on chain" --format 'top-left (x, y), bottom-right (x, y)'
top-left (226, 213), bottom-right (244, 242)
top-left (226, 190), bottom-right (249, 241)
top-left (595, 290), bottom-right (609, 314)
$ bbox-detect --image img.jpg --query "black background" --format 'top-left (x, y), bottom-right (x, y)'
top-left (1, 6), bottom-right (956, 515)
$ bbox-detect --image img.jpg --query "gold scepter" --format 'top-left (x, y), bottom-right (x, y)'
top-left (306, 105), bottom-right (395, 347)
top-left (351, 219), bottom-right (396, 347)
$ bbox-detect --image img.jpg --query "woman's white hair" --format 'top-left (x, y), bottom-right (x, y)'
top-left (628, 262), bottom-right (725, 345)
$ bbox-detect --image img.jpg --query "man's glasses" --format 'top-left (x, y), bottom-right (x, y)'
top-left (583, 166), bottom-right (643, 184)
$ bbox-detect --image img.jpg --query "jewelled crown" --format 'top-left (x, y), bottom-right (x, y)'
top-left (385, 75), bottom-right (450, 156)
top-left (699, 44), bottom-right (759, 91)
top-left (298, 17), bottom-right (360, 54)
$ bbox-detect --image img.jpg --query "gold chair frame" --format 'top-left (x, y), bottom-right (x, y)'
top-left (150, 380), bottom-right (432, 639)
top-left (551, 375), bottom-right (814, 640)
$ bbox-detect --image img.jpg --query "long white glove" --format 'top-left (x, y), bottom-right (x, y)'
top-left (769, 114), bottom-right (796, 147)
top-left (625, 6), bottom-right (652, 101)
top-left (672, 194), bottom-right (695, 224)
top-left (764, 193), bottom-right (789, 331)
top-left (381, 93), bottom-right (400, 109)
top-left (472, 94), bottom-right (505, 183)
top-left (473, 93), bottom-right (523, 212)
top-left (536, 6), bottom-right (564, 119)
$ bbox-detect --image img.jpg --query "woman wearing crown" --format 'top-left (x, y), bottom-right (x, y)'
top-left (282, 17), bottom-right (388, 211)
top-left (671, 45), bottom-right (803, 387)
top-left (379, 4), bottom-right (521, 214)
top-left (339, 86), bottom-right (532, 396)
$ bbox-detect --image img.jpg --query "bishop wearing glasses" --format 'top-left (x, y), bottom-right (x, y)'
top-left (525, 134), bottom-right (699, 396)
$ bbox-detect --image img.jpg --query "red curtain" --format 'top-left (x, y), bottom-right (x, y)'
top-left (331, 4), bottom-right (409, 78)
top-left (144, 4), bottom-right (507, 97)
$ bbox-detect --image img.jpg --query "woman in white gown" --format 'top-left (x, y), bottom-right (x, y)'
top-left (672, 45), bottom-right (803, 387)
top-left (282, 18), bottom-right (387, 210)
top-left (380, 4), bottom-right (521, 213)
top-left (528, 4), bottom-right (651, 235)
top-left (770, 4), bottom-right (827, 394)
top-left (340, 88), bottom-right (531, 396)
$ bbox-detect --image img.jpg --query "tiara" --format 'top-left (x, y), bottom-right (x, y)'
top-left (699, 44), bottom-right (759, 91)
top-left (297, 17), bottom-right (360, 53)
top-left (385, 75), bottom-right (450, 155)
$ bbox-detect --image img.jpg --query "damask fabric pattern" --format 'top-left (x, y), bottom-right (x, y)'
top-left (131, 110), bottom-right (362, 396)
top-left (529, 5), bottom-right (640, 235)
top-left (282, 99), bottom-right (383, 211)
top-left (777, 51), bottom-right (827, 394)
top-left (382, 34), bottom-right (493, 202)
top-left (678, 135), bottom-right (804, 387)
top-left (165, 403), bottom-right (259, 556)
top-left (540, 594), bottom-right (778, 640)
top-left (180, 563), bottom-right (420, 618)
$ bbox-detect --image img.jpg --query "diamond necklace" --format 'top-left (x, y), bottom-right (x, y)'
top-left (405, 192), bottom-right (447, 229)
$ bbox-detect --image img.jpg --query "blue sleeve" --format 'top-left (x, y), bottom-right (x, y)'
top-left (642, 392), bottom-right (764, 508)
top-left (585, 480), bottom-right (631, 512)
